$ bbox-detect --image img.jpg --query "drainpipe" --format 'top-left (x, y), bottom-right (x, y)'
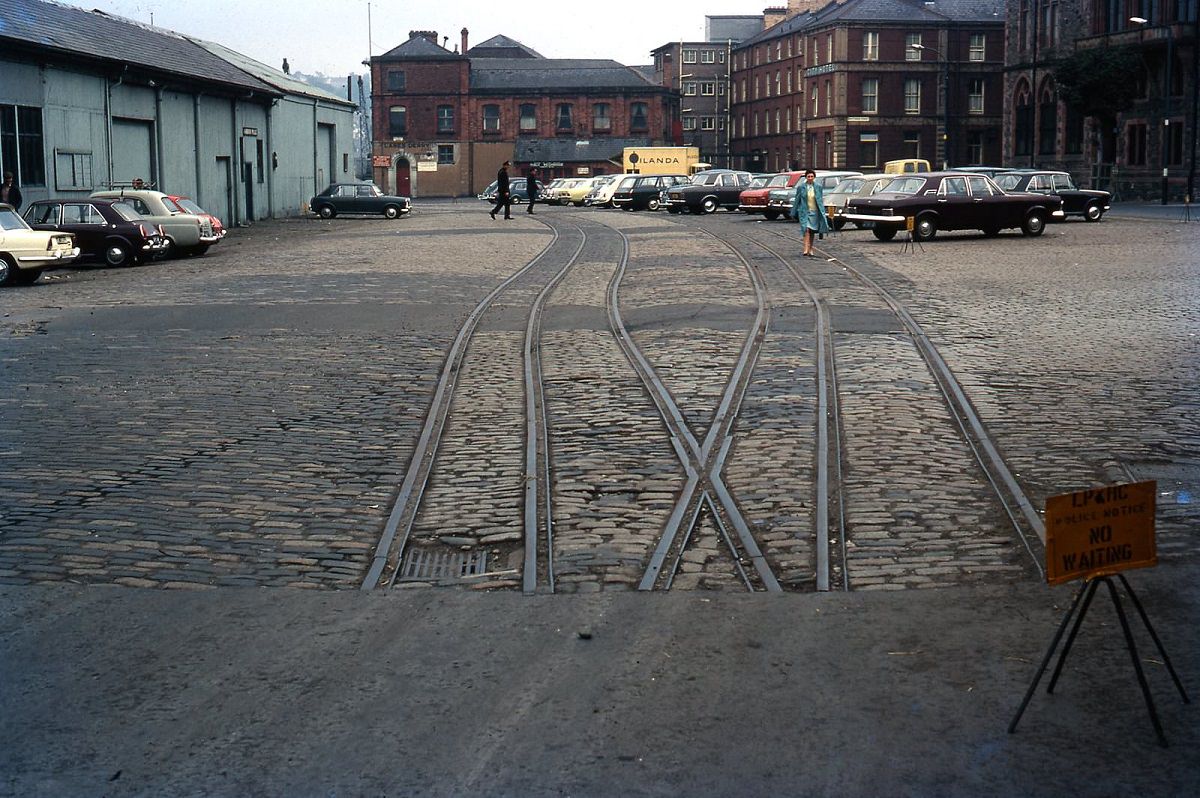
top-left (154, 83), bottom-right (165, 187)
top-left (313, 98), bottom-right (320, 195)
top-left (231, 96), bottom-right (241, 225)
top-left (193, 93), bottom-right (203, 205)
top-left (266, 99), bottom-right (276, 218)
top-left (105, 65), bottom-right (128, 184)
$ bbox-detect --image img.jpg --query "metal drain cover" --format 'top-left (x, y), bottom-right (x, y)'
top-left (399, 547), bottom-right (488, 582)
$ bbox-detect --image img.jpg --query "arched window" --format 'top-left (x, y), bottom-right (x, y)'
top-left (1013, 81), bottom-right (1033, 157)
top-left (1038, 79), bottom-right (1057, 156)
top-left (630, 102), bottom-right (649, 131)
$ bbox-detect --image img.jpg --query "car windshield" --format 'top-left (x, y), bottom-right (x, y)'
top-left (994, 174), bottom-right (1023, 190)
top-left (694, 173), bottom-right (722, 186)
top-left (832, 178), bottom-right (864, 194)
top-left (882, 177), bottom-right (926, 194)
top-left (175, 198), bottom-right (207, 215)
top-left (0, 208), bottom-right (30, 230)
top-left (767, 174), bottom-right (792, 187)
top-left (618, 177), bottom-right (638, 189)
top-left (747, 176), bottom-right (771, 189)
top-left (111, 202), bottom-right (144, 222)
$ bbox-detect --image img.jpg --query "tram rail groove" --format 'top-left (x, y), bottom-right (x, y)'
top-left (750, 223), bottom-right (1046, 576)
top-left (361, 224), bottom-right (570, 591)
top-left (599, 220), bottom-right (782, 592)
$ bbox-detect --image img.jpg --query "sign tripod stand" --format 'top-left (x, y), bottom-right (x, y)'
top-left (1008, 572), bottom-right (1190, 747)
top-left (900, 215), bottom-right (923, 254)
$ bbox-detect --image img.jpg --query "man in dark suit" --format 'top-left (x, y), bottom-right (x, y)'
top-left (526, 167), bottom-right (539, 214)
top-left (1, 172), bottom-right (22, 211)
top-left (490, 161), bottom-right (512, 220)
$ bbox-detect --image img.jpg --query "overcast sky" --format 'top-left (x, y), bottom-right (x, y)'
top-left (60, 0), bottom-right (772, 76)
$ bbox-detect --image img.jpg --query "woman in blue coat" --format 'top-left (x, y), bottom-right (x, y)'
top-left (791, 169), bottom-right (829, 257)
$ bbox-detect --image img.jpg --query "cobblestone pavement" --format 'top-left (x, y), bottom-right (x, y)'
top-left (2, 205), bottom-right (1195, 592)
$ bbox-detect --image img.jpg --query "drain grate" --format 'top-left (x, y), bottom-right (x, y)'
top-left (398, 547), bottom-right (488, 582)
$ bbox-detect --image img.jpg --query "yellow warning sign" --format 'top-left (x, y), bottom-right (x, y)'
top-left (905, 216), bottom-right (915, 231)
top-left (1045, 481), bottom-right (1157, 586)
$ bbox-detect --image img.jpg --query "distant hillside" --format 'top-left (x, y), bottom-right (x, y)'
top-left (291, 70), bottom-right (371, 107)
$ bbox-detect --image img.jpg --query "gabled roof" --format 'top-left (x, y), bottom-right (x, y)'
top-left (471, 59), bottom-right (658, 92)
top-left (190, 39), bottom-right (355, 107)
top-left (379, 34), bottom-right (461, 60)
top-left (466, 34), bottom-right (544, 59)
top-left (0, 0), bottom-right (277, 94)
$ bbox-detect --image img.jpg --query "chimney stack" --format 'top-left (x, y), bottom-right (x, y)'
top-left (763, 6), bottom-right (786, 30)
top-left (461, 28), bottom-right (469, 55)
top-left (409, 30), bottom-right (438, 44)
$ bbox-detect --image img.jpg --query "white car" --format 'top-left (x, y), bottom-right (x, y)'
top-left (0, 203), bottom-right (79, 286)
top-left (584, 174), bottom-right (636, 208)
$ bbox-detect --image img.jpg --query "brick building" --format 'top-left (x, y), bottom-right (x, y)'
top-left (729, 0), bottom-right (1006, 173)
top-left (369, 31), bottom-right (673, 196)
top-left (1004, 1), bottom-right (1198, 201)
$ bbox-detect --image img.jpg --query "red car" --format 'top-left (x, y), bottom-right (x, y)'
top-left (165, 195), bottom-right (226, 240)
top-left (739, 171), bottom-right (804, 219)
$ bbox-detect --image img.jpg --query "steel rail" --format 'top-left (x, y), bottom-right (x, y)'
top-left (361, 225), bottom-right (566, 591)
top-left (726, 231), bottom-right (843, 592)
top-left (522, 221), bottom-right (588, 594)
top-left (599, 221), bottom-right (780, 592)
top-left (756, 225), bottom-right (1044, 574)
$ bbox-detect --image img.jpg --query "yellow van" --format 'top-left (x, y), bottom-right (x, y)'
top-left (883, 159), bottom-right (931, 174)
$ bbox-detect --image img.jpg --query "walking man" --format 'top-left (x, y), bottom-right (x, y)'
top-left (490, 161), bottom-right (512, 220)
top-left (526, 167), bottom-right (539, 214)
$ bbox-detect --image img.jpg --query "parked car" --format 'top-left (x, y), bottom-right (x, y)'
top-left (993, 170), bottom-right (1111, 222)
top-left (309, 183), bottom-right (411, 219)
top-left (165, 195), bottom-right (226, 239)
top-left (0, 203), bottom-right (79, 286)
top-left (664, 169), bottom-right (753, 214)
top-left (843, 171), bottom-right (1065, 241)
top-left (884, 158), bottom-right (931, 174)
top-left (23, 198), bottom-right (169, 267)
top-left (560, 177), bottom-right (602, 206)
top-left (584, 174), bottom-right (636, 208)
top-left (544, 178), bottom-right (583, 205)
top-left (612, 174), bottom-right (690, 211)
top-left (765, 170), bottom-right (863, 220)
top-left (740, 172), bottom-right (804, 219)
top-left (477, 178), bottom-right (544, 205)
top-left (823, 173), bottom-right (893, 230)
top-left (90, 188), bottom-right (220, 256)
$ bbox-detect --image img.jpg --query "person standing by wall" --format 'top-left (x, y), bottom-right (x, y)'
top-left (792, 169), bottom-right (829, 257)
top-left (490, 161), bottom-right (512, 220)
top-left (1, 172), bottom-right (22, 211)
top-left (526, 167), bottom-right (539, 215)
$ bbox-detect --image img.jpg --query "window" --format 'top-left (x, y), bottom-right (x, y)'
top-left (719, 51), bottom-right (725, 63)
top-left (257, 140), bottom-right (265, 183)
top-left (556, 104), bottom-right (573, 131)
top-left (388, 105), bottom-right (407, 137)
top-left (701, 116), bottom-right (716, 130)
top-left (437, 145), bottom-right (455, 165)
top-left (54, 150), bottom-right (93, 191)
top-left (520, 104), bottom-right (537, 132)
top-left (969, 80), bottom-right (985, 114)
top-left (755, 77), bottom-right (760, 100)
top-left (827, 34), bottom-right (833, 62)
top-left (863, 32), bottom-right (879, 61)
top-left (941, 176), bottom-right (968, 196)
top-left (718, 83), bottom-right (725, 96)
top-left (904, 79), bottom-right (921, 114)
top-left (967, 131), bottom-right (985, 164)
top-left (64, 203), bottom-right (105, 224)
top-left (701, 82), bottom-right (716, 96)
top-left (386, 70), bottom-right (406, 92)
top-left (682, 48), bottom-right (698, 63)
top-left (906, 33), bottom-right (923, 60)
top-left (774, 110), bottom-right (781, 133)
top-left (862, 78), bottom-right (878, 114)
top-left (1038, 90), bottom-right (1057, 155)
top-left (483, 104), bottom-right (501, 133)
top-left (1126, 122), bottom-right (1148, 165)
top-left (630, 102), bottom-right (648, 131)
top-left (1, 105), bottom-right (45, 187)
top-left (592, 103), bottom-right (611, 131)
top-left (1014, 85), bottom-right (1033, 156)
top-left (903, 130), bottom-right (922, 159)
top-left (775, 71), bottom-right (782, 95)
top-left (969, 34), bottom-right (986, 62)
top-left (812, 84), bottom-right (819, 115)
top-left (753, 112), bottom-right (759, 135)
top-left (682, 116), bottom-right (697, 131)
top-left (437, 105), bottom-right (455, 134)
top-left (825, 79), bottom-right (832, 115)
top-left (1167, 117), bottom-right (1184, 165)
top-left (684, 82), bottom-right (698, 96)
top-left (786, 70), bottom-right (792, 94)
top-left (859, 132), bottom-right (879, 167)
top-left (702, 49), bottom-right (716, 63)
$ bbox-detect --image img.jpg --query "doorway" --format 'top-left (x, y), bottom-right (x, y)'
top-left (396, 157), bottom-right (412, 196)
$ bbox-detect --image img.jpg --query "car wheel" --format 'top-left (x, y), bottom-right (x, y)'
top-left (1084, 203), bottom-right (1103, 222)
top-left (105, 243), bottom-right (131, 267)
top-left (701, 197), bottom-right (719, 214)
top-left (0, 254), bottom-right (19, 286)
top-left (872, 227), bottom-right (898, 242)
top-left (318, 205), bottom-right (336, 219)
top-left (647, 198), bottom-right (660, 211)
top-left (913, 214), bottom-right (937, 242)
top-left (831, 217), bottom-right (846, 231)
top-left (383, 205), bottom-right (400, 219)
top-left (763, 210), bottom-right (780, 221)
top-left (1021, 210), bottom-right (1046, 236)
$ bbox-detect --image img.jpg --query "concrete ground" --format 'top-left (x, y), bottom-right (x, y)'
top-left (2, 566), bottom-right (1198, 797)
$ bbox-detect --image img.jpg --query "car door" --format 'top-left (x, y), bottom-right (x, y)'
top-left (1051, 173), bottom-right (1083, 214)
top-left (718, 173), bottom-right (742, 206)
top-left (934, 175), bottom-right (975, 230)
top-left (64, 203), bottom-right (109, 255)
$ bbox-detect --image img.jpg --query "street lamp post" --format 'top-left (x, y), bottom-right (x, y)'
top-left (1132, 15), bottom-right (1173, 205)
top-left (911, 43), bottom-right (950, 169)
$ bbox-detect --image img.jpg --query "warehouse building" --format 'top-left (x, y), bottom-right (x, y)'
top-left (0, 0), bottom-right (355, 224)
